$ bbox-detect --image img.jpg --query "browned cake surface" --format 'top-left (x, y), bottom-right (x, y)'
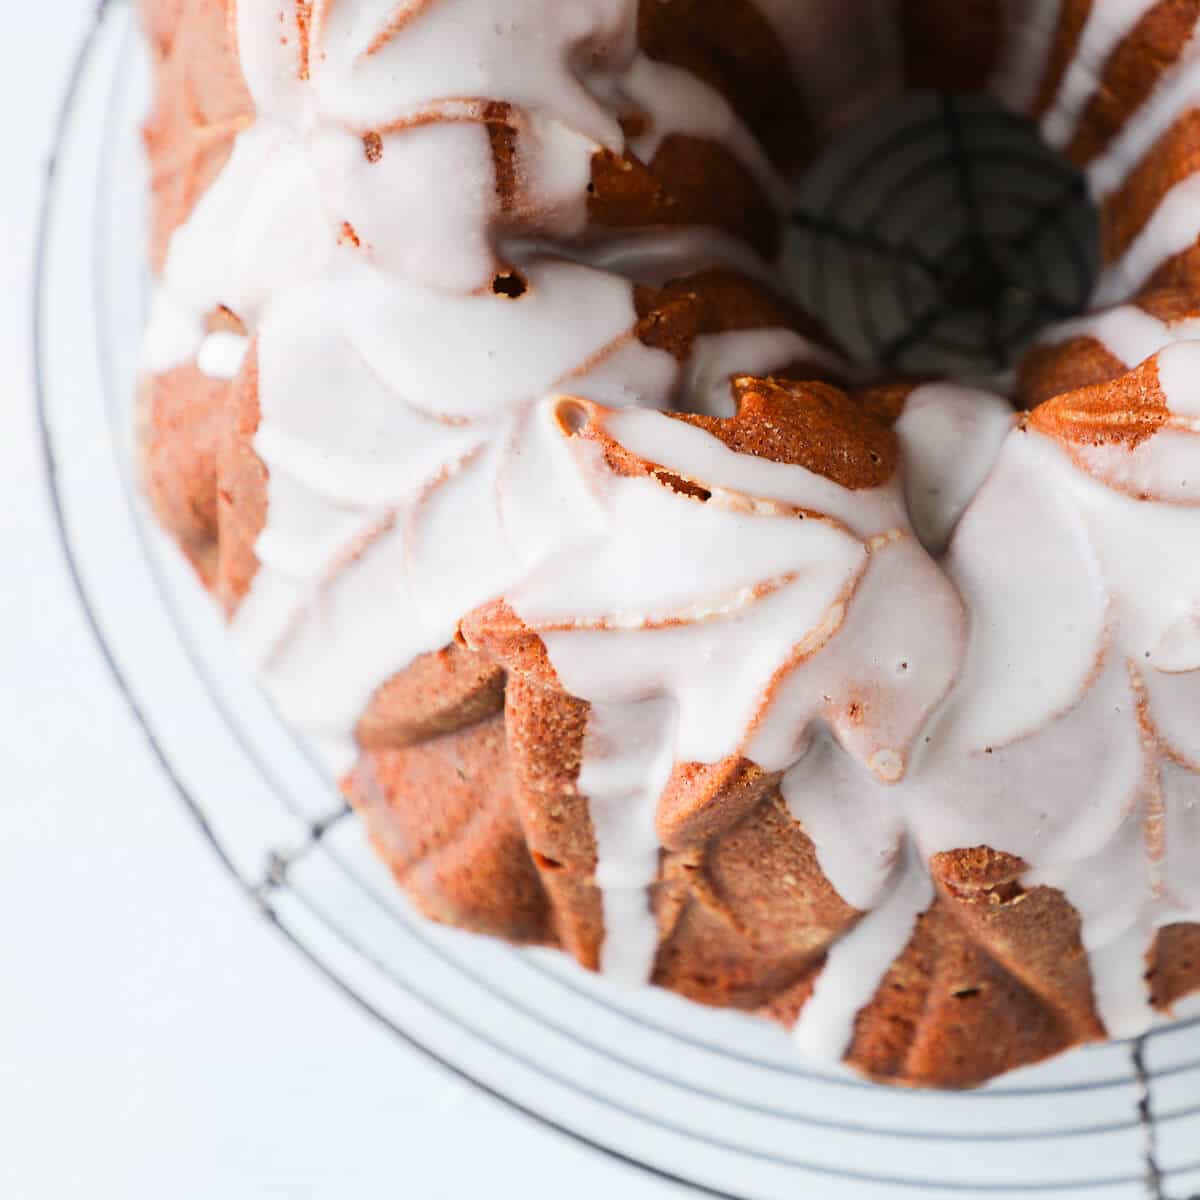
top-left (637, 0), bottom-right (806, 167)
top-left (138, 0), bottom-right (1200, 1087)
top-left (899, 0), bottom-right (1005, 94)
top-left (1104, 109), bottom-right (1200, 267)
top-left (142, 0), bottom-right (251, 272)
top-left (1066, 0), bottom-right (1200, 164)
top-left (1017, 281), bottom-right (1200, 410)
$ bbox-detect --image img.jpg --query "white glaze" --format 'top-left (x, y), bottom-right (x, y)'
top-left (616, 55), bottom-right (791, 212)
top-left (1086, 31), bottom-right (1200, 199)
top-left (682, 328), bottom-right (845, 419)
top-left (893, 383), bottom-right (1015, 554)
top-left (196, 331), bottom-right (250, 380)
top-left (794, 375), bottom-right (1200, 1047)
top-left (782, 733), bottom-right (902, 912)
top-left (579, 698), bottom-right (675, 982)
top-left (914, 388), bottom-right (1200, 1036)
top-left (792, 844), bottom-right (933, 1059)
top-left (1041, 0), bottom-right (1160, 150)
top-left (1039, 303), bottom-right (1200, 367)
top-left (1094, 172), bottom-right (1200, 304)
top-left (142, 0), bottom-right (1200, 1070)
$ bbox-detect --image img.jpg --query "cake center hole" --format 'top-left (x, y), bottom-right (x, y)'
top-left (784, 93), bottom-right (1100, 378)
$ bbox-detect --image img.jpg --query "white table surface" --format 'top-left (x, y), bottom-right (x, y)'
top-left (0, 5), bottom-right (679, 1196)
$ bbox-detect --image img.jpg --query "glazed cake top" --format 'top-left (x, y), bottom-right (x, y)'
top-left (143, 0), bottom-right (1200, 1061)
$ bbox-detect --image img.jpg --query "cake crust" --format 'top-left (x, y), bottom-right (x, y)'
top-left (137, 0), bottom-right (1200, 1088)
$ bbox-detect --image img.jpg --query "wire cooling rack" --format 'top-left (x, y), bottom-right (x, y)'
top-left (786, 91), bottom-right (1099, 377)
top-left (33, 4), bottom-right (1200, 1197)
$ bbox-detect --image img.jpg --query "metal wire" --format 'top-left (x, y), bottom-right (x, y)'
top-left (787, 93), bottom-right (1100, 375)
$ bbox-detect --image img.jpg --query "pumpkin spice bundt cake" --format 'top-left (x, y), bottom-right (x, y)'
top-left (138, 0), bottom-right (1200, 1087)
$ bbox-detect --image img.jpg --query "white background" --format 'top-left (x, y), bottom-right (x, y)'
top-left (0, 4), bottom-right (677, 1196)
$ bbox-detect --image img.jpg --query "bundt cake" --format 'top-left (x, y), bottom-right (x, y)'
top-left (137, 0), bottom-right (1200, 1088)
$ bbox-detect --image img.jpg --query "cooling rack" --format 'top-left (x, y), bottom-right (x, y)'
top-left (786, 90), bottom-right (1098, 378)
top-left (32, 4), bottom-right (1200, 1197)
